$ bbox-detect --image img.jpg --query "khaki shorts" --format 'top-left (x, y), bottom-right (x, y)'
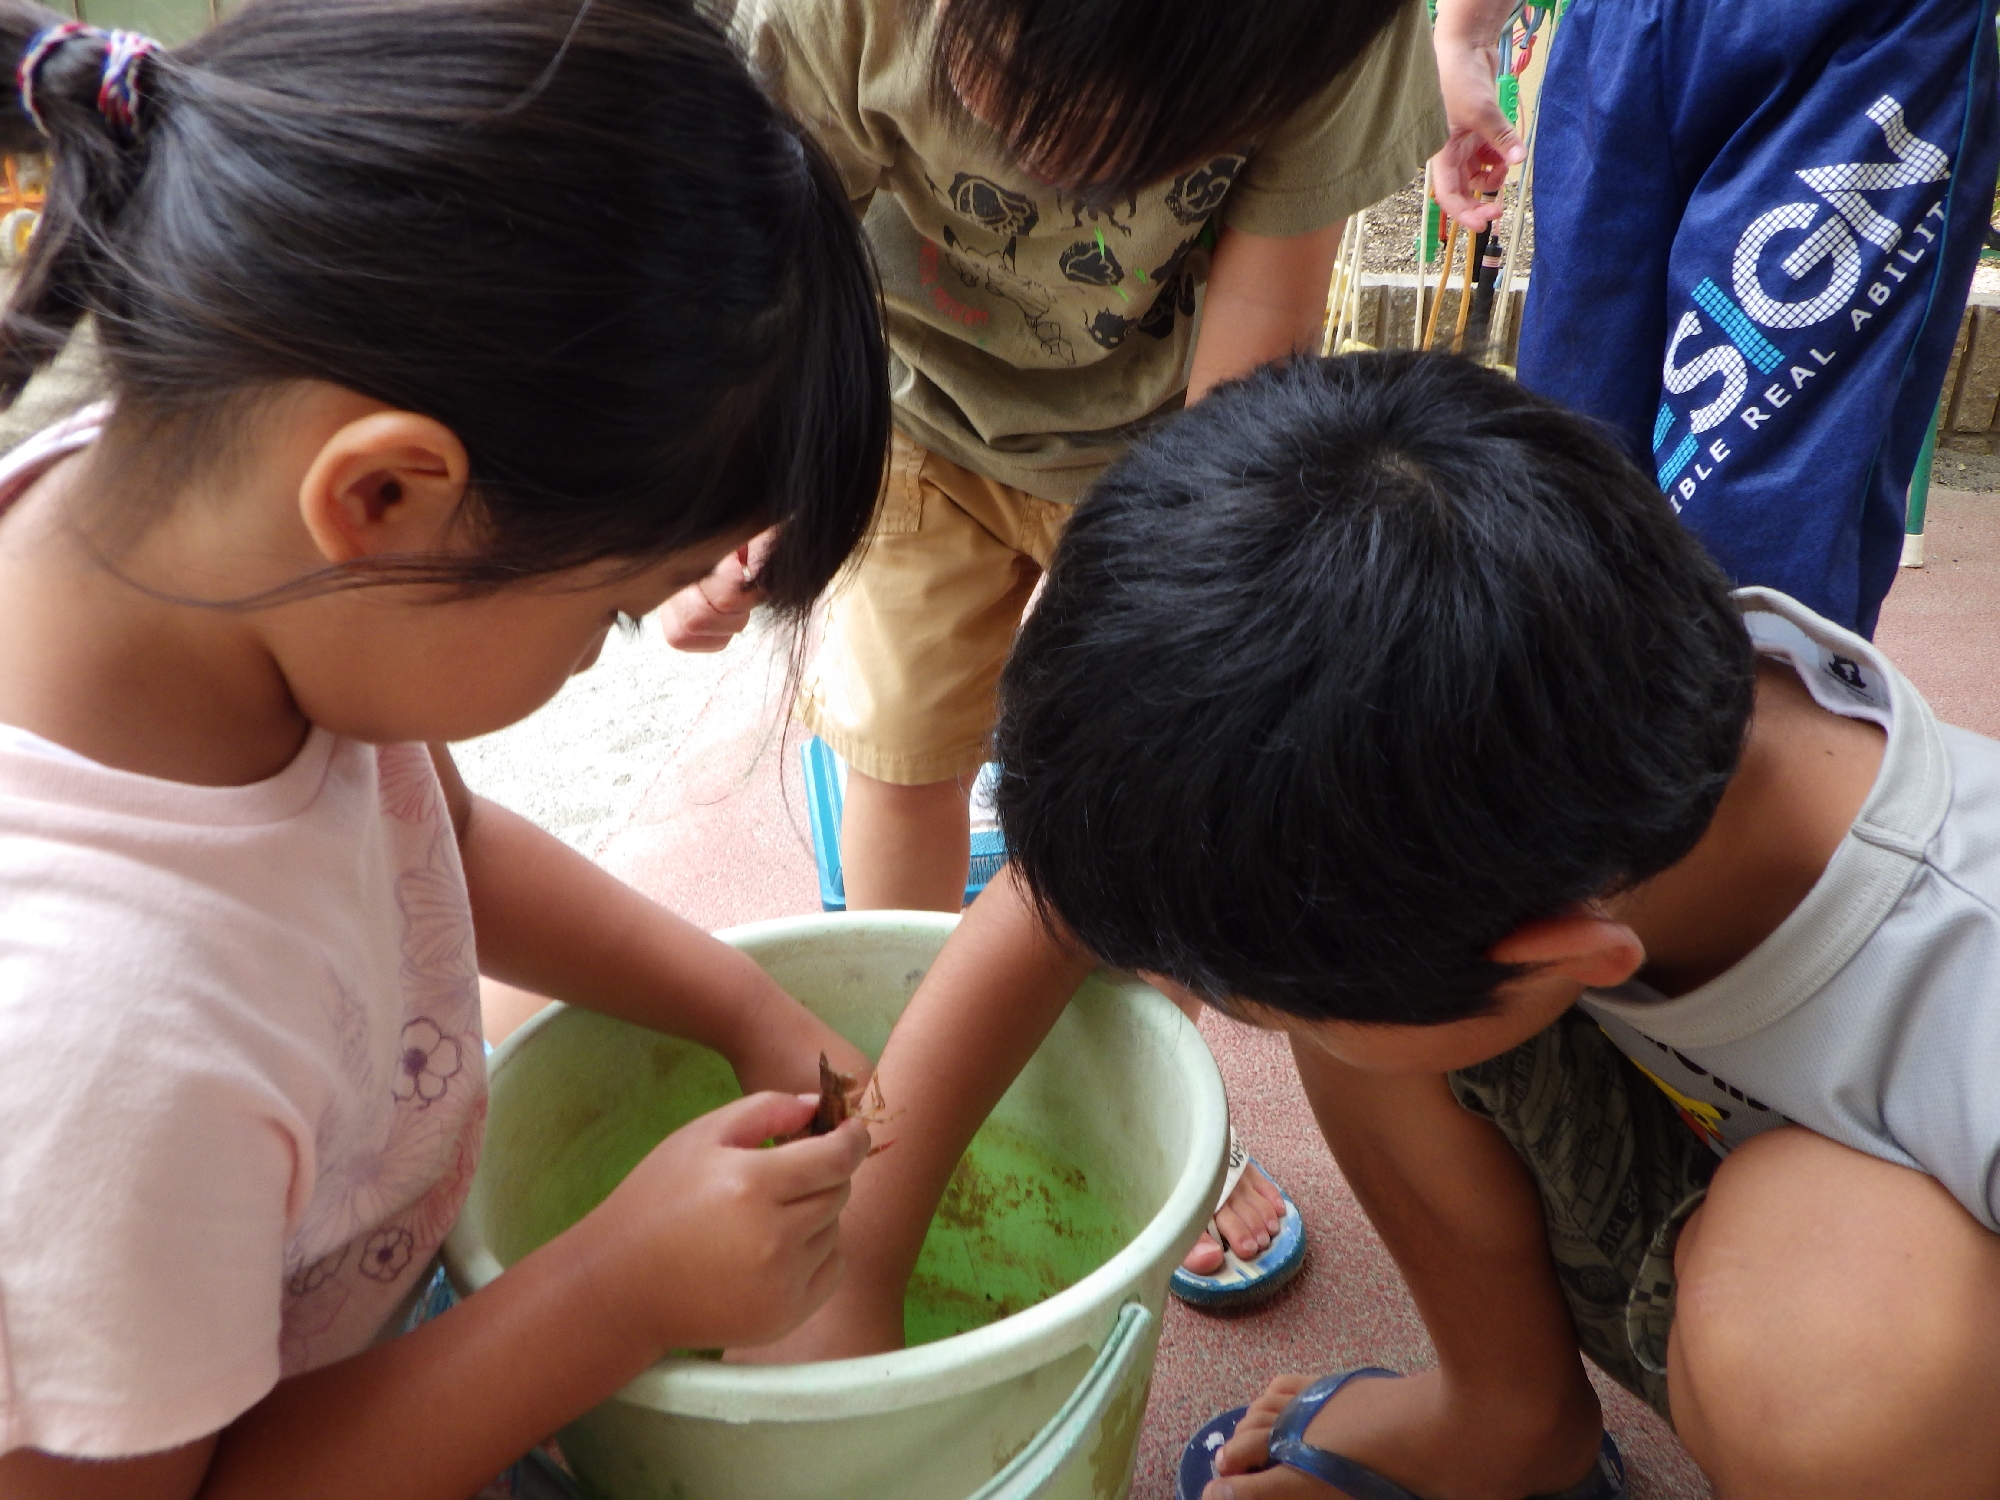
top-left (1449, 1010), bottom-right (1719, 1422)
top-left (799, 431), bottom-right (1070, 785)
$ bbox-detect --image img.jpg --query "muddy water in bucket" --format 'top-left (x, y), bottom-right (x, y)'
top-left (494, 1043), bottom-right (1135, 1350)
top-left (448, 913), bottom-right (1228, 1500)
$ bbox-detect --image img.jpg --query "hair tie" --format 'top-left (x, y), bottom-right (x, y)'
top-left (17, 22), bottom-right (160, 142)
top-left (95, 30), bottom-right (159, 141)
top-left (17, 21), bottom-right (89, 137)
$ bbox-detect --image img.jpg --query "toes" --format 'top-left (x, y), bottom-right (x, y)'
top-left (1214, 1375), bottom-right (1310, 1475)
top-left (1249, 1373), bottom-right (1310, 1416)
top-left (1214, 1410), bottom-right (1274, 1477)
top-left (1204, 1464), bottom-right (1344, 1500)
top-left (1182, 1231), bottom-right (1226, 1275)
top-left (1243, 1165), bottom-right (1286, 1222)
top-left (1215, 1202), bottom-right (1270, 1258)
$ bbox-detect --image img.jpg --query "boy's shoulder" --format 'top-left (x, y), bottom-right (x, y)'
top-left (1929, 720), bottom-right (2000, 906)
top-left (1584, 588), bottom-right (2000, 1225)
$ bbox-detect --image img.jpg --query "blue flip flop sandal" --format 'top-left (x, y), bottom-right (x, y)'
top-left (1175, 1368), bottom-right (1628, 1500)
top-left (1171, 1138), bottom-right (1307, 1310)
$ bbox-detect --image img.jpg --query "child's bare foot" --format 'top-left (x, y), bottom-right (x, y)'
top-left (1202, 1367), bottom-right (1603, 1500)
top-left (1143, 976), bottom-right (1293, 1278)
top-left (1182, 1160), bottom-right (1286, 1273)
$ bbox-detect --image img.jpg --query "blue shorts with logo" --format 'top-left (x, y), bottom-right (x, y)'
top-left (1518, 0), bottom-right (2000, 637)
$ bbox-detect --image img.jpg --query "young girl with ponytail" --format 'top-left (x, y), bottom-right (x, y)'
top-left (0, 2), bottom-right (889, 1495)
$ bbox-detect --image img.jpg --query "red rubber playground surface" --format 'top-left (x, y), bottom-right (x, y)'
top-left (590, 486), bottom-right (1999, 1500)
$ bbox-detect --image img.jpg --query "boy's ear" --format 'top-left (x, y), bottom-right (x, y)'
top-left (297, 411), bottom-right (472, 565)
top-left (1489, 912), bottom-right (1646, 991)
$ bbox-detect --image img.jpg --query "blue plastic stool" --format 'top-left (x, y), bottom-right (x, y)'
top-left (800, 736), bottom-right (1008, 911)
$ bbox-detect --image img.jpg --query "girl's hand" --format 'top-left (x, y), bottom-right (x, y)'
top-left (579, 1091), bottom-right (871, 1354)
top-left (725, 976), bottom-right (874, 1099)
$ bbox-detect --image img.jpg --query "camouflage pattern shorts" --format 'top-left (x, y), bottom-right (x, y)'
top-left (1448, 1009), bottom-right (1718, 1421)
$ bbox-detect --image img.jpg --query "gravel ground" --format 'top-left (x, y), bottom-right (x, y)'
top-left (1934, 447), bottom-right (2000, 495)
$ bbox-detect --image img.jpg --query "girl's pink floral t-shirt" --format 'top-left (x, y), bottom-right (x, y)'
top-left (0, 411), bottom-right (487, 1460)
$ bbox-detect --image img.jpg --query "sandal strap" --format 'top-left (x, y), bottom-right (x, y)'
top-left (1268, 1371), bottom-right (1628, 1500)
top-left (1269, 1370), bottom-right (1418, 1500)
top-left (1539, 1434), bottom-right (1627, 1500)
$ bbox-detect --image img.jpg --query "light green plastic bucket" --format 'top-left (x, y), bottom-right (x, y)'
top-left (445, 911), bottom-right (1228, 1500)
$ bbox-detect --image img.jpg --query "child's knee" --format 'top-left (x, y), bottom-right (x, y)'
top-left (1671, 1127), bottom-right (2000, 1490)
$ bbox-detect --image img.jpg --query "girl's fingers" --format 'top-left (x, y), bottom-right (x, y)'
top-left (709, 1089), bottom-right (819, 1147)
top-left (776, 1179), bottom-right (854, 1241)
top-left (764, 1117), bottom-right (872, 1200)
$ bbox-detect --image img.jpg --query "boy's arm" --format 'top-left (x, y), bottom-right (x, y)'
top-left (1185, 222), bottom-right (1345, 404)
top-left (1429, 0), bottom-right (1528, 229)
top-left (429, 745), bottom-right (867, 1095)
top-left (741, 868), bottom-right (1096, 1361)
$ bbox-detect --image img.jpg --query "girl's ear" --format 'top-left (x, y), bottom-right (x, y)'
top-left (297, 411), bottom-right (471, 565)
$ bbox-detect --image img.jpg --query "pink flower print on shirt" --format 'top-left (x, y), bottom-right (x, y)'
top-left (319, 962), bottom-right (374, 1094)
top-left (360, 1226), bottom-right (417, 1282)
top-left (281, 1245), bottom-right (354, 1367)
top-left (395, 838), bottom-right (478, 1025)
top-left (287, 1244), bottom-right (349, 1299)
top-left (406, 1093), bottom-right (486, 1250)
top-left (291, 1117), bottom-right (445, 1273)
top-left (396, 1018), bottom-right (464, 1107)
top-left (377, 742), bottom-right (443, 825)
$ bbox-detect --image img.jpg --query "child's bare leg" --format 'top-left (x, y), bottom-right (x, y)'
top-left (1670, 1126), bottom-right (2000, 1500)
top-left (840, 771), bottom-right (971, 912)
top-left (1208, 1038), bottom-right (1602, 1500)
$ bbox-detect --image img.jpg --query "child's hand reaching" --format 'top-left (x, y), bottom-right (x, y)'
top-left (658, 526), bottom-right (779, 652)
top-left (1428, 0), bottom-right (1525, 231)
top-left (577, 1092), bottom-right (871, 1354)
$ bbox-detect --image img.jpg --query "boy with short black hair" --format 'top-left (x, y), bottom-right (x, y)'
top-left (992, 351), bottom-right (2000, 1499)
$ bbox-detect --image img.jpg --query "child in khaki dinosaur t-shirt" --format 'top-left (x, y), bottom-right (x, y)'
top-left (655, 0), bottom-right (1443, 1309)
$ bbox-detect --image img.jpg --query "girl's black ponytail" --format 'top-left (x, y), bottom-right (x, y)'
top-left (0, 7), bottom-right (162, 403)
top-left (0, 0), bottom-right (890, 610)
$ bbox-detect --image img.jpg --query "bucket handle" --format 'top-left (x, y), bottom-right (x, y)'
top-left (966, 1301), bottom-right (1155, 1500)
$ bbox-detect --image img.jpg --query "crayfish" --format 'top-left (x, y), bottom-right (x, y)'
top-left (784, 1052), bottom-right (896, 1155)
